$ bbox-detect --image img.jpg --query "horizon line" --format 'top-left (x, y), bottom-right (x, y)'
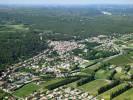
top-left (0, 3), bottom-right (133, 6)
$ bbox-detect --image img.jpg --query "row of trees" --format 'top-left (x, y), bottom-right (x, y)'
top-left (110, 84), bottom-right (132, 99)
top-left (86, 50), bottom-right (119, 60)
top-left (98, 80), bottom-right (120, 94)
top-left (77, 75), bottom-right (94, 86)
top-left (46, 77), bottom-right (80, 90)
top-left (72, 48), bottom-right (119, 61)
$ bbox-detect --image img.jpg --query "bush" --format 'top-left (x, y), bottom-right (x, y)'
top-left (110, 84), bottom-right (132, 99)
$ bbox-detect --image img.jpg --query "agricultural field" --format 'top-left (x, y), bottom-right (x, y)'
top-left (78, 79), bottom-right (111, 95)
top-left (98, 83), bottom-right (129, 100)
top-left (66, 79), bottom-right (111, 96)
top-left (13, 83), bottom-right (39, 98)
top-left (66, 81), bottom-right (78, 88)
top-left (113, 88), bottom-right (133, 100)
top-left (108, 52), bottom-right (133, 65)
top-left (13, 78), bottom-right (64, 98)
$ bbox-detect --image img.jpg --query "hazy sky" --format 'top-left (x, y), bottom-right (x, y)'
top-left (0, 0), bottom-right (133, 5)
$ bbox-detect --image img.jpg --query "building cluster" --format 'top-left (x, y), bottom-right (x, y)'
top-left (27, 87), bottom-right (96, 100)
top-left (88, 35), bottom-right (120, 52)
top-left (2, 72), bottom-right (39, 92)
top-left (49, 40), bottom-right (85, 54)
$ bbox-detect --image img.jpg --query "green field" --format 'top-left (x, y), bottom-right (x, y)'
top-left (95, 69), bottom-right (112, 79)
top-left (78, 79), bottom-right (111, 95)
top-left (13, 83), bottom-right (39, 98)
top-left (98, 83), bottom-right (129, 100)
top-left (108, 53), bottom-right (133, 65)
top-left (66, 81), bottom-right (78, 88)
top-left (113, 88), bottom-right (133, 100)
top-left (80, 62), bottom-right (101, 76)
top-left (13, 78), bottom-right (64, 98)
top-left (81, 62), bottom-right (102, 73)
top-left (66, 79), bottom-right (111, 95)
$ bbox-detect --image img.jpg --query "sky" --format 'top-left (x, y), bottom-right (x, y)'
top-left (0, 0), bottom-right (133, 5)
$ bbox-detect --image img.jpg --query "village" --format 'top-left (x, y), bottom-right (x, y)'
top-left (27, 86), bottom-right (95, 100)
top-left (0, 33), bottom-right (132, 100)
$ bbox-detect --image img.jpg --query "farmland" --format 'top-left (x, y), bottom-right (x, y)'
top-left (78, 79), bottom-right (111, 95)
top-left (98, 83), bottom-right (131, 100)
top-left (13, 83), bottom-right (39, 98)
top-left (113, 88), bottom-right (133, 100)
top-left (108, 53), bottom-right (133, 65)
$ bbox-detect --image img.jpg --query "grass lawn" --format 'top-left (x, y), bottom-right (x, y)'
top-left (95, 69), bottom-right (112, 79)
top-left (78, 79), bottom-right (111, 96)
top-left (98, 83), bottom-right (128, 100)
top-left (13, 83), bottom-right (39, 98)
top-left (113, 88), bottom-right (133, 100)
top-left (108, 53), bottom-right (133, 65)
